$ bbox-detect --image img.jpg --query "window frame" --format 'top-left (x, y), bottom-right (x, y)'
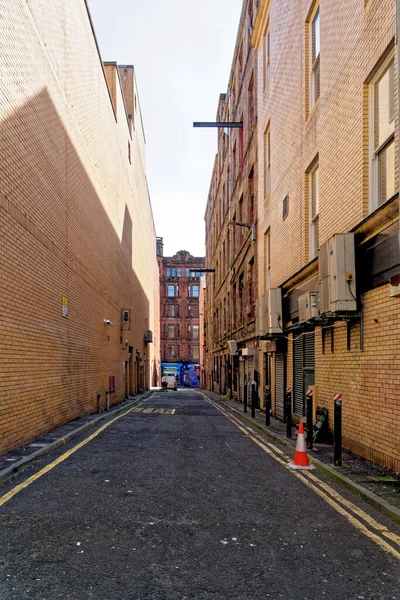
top-left (308, 160), bottom-right (320, 260)
top-left (309, 6), bottom-right (320, 110)
top-left (369, 55), bottom-right (396, 211)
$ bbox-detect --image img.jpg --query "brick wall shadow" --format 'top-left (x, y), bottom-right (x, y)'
top-left (0, 88), bottom-right (150, 451)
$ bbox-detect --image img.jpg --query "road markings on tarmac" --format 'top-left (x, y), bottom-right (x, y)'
top-left (205, 396), bottom-right (400, 560)
top-left (0, 401), bottom-right (147, 507)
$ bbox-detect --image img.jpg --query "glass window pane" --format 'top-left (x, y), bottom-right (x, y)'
top-left (192, 285), bottom-right (199, 297)
top-left (192, 325), bottom-right (199, 339)
top-left (167, 285), bottom-right (175, 297)
top-left (312, 10), bottom-right (320, 61)
top-left (166, 268), bottom-right (170, 276)
top-left (378, 139), bottom-right (395, 204)
top-left (375, 61), bottom-right (394, 148)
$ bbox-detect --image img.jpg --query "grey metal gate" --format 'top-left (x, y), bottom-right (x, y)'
top-left (293, 330), bottom-right (315, 417)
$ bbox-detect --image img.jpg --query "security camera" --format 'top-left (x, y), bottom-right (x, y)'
top-left (104, 319), bottom-right (114, 326)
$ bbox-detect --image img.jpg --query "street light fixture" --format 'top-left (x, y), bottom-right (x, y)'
top-left (228, 221), bottom-right (256, 241)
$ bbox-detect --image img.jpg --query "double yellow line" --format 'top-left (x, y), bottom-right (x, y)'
top-left (206, 396), bottom-right (400, 560)
top-left (0, 403), bottom-right (142, 507)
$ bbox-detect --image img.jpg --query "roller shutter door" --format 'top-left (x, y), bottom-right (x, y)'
top-left (275, 354), bottom-right (285, 421)
top-left (293, 331), bottom-right (315, 417)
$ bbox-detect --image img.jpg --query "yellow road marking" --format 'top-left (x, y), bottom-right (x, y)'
top-left (205, 395), bottom-right (400, 559)
top-left (0, 403), bottom-right (141, 507)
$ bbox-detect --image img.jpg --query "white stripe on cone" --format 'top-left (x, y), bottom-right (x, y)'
top-left (288, 422), bottom-right (315, 470)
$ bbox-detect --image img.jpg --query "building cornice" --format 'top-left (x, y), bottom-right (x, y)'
top-left (252, 0), bottom-right (270, 50)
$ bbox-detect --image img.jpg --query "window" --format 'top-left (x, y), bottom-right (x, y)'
top-left (264, 124), bottom-right (271, 196)
top-left (192, 346), bottom-right (200, 360)
top-left (309, 7), bottom-right (320, 110)
top-left (166, 267), bottom-right (171, 276)
top-left (282, 194), bottom-right (289, 219)
top-left (233, 143), bottom-right (237, 183)
top-left (248, 259), bottom-right (255, 319)
top-left (263, 20), bottom-right (270, 90)
top-left (189, 285), bottom-right (199, 298)
top-left (232, 283), bottom-right (237, 329)
top-left (248, 167), bottom-right (255, 223)
top-left (192, 325), bottom-right (199, 339)
top-left (166, 303), bottom-right (176, 317)
top-left (370, 58), bottom-right (396, 209)
top-left (177, 268), bottom-right (181, 277)
top-left (185, 268), bottom-right (190, 277)
top-left (167, 325), bottom-right (175, 338)
top-left (167, 285), bottom-right (178, 297)
top-left (168, 345), bottom-right (176, 359)
top-left (248, 74), bottom-right (255, 129)
top-left (239, 273), bottom-right (245, 325)
top-left (264, 229), bottom-right (270, 292)
top-left (188, 304), bottom-right (199, 318)
top-left (308, 161), bottom-right (319, 259)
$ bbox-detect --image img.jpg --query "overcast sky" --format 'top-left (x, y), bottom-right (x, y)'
top-left (87, 0), bottom-right (243, 257)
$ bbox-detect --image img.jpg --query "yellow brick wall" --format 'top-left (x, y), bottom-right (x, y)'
top-left (253, 0), bottom-right (399, 470)
top-left (316, 286), bottom-right (400, 472)
top-left (0, 0), bottom-right (159, 452)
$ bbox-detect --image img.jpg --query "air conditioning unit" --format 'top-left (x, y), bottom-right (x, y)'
top-left (267, 288), bottom-right (282, 334)
top-left (228, 340), bottom-right (238, 355)
top-left (318, 233), bottom-right (357, 314)
top-left (144, 330), bottom-right (153, 343)
top-left (298, 292), bottom-right (319, 322)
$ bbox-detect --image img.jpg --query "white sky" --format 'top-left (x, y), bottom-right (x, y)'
top-left (87, 0), bottom-right (243, 257)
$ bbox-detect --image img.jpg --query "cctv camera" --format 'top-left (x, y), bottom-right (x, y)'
top-left (104, 319), bottom-right (113, 326)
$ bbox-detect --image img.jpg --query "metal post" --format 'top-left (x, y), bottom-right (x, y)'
top-left (265, 385), bottom-right (271, 426)
top-left (334, 393), bottom-right (342, 466)
top-left (244, 375), bottom-right (248, 413)
top-left (306, 389), bottom-right (313, 450)
top-left (285, 388), bottom-right (292, 438)
top-left (251, 383), bottom-right (256, 419)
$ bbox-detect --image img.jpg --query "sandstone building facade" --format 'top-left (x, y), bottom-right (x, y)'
top-left (204, 0), bottom-right (258, 403)
top-left (204, 0), bottom-right (400, 471)
top-left (158, 239), bottom-right (204, 387)
top-left (0, 0), bottom-right (160, 452)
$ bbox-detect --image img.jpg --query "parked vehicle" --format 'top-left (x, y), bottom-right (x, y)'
top-left (161, 375), bottom-right (177, 391)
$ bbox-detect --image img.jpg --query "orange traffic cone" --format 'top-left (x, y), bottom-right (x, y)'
top-left (288, 421), bottom-right (315, 470)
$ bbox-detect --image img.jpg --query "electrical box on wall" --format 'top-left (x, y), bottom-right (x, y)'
top-left (298, 292), bottom-right (319, 322)
top-left (318, 233), bottom-right (357, 313)
top-left (267, 288), bottom-right (282, 334)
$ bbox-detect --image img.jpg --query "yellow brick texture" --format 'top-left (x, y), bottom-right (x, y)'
top-left (0, 0), bottom-right (159, 452)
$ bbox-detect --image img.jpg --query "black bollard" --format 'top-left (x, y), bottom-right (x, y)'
top-left (334, 394), bottom-right (342, 466)
top-left (244, 376), bottom-right (248, 413)
top-left (265, 385), bottom-right (271, 426)
top-left (285, 388), bottom-right (292, 438)
top-left (306, 389), bottom-right (313, 450)
top-left (251, 383), bottom-right (256, 419)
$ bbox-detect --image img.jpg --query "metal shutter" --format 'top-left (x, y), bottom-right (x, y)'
top-left (275, 354), bottom-right (285, 421)
top-left (293, 335), bottom-right (304, 416)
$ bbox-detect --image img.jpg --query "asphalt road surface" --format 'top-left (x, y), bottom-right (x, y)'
top-left (1, 389), bottom-right (399, 599)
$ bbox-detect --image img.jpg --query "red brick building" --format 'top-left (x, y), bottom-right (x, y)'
top-left (157, 239), bottom-right (205, 387)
